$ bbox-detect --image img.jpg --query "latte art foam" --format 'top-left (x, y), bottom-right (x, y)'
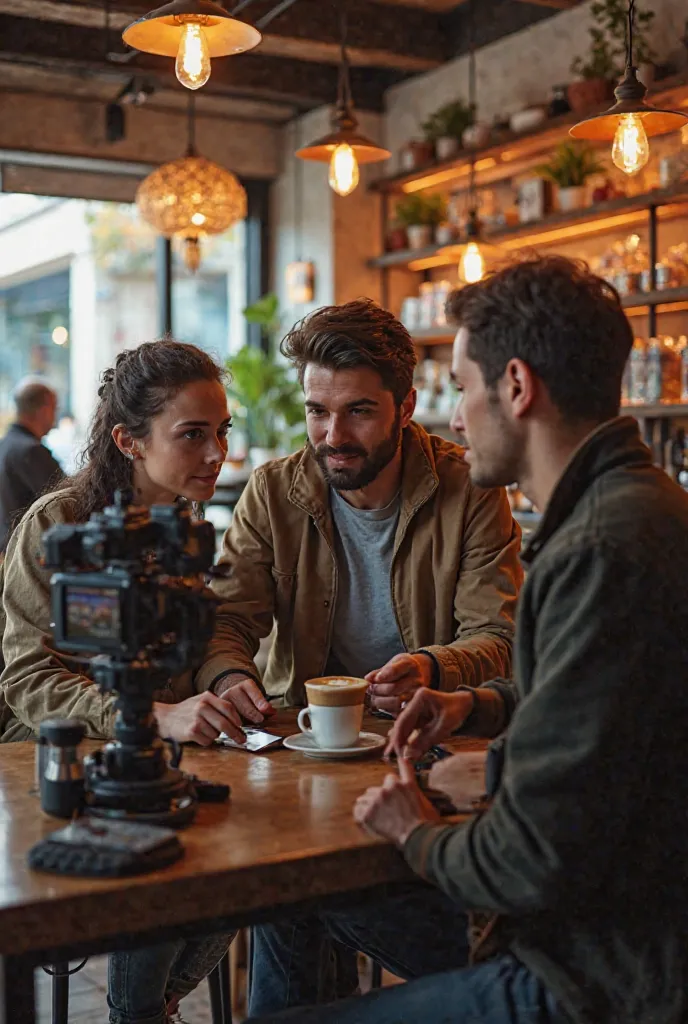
top-left (304, 676), bottom-right (369, 707)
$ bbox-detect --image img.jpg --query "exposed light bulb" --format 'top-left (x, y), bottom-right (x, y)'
top-left (611, 113), bottom-right (650, 176)
top-left (176, 22), bottom-right (211, 91)
top-left (459, 241), bottom-right (485, 285)
top-left (328, 143), bottom-right (360, 197)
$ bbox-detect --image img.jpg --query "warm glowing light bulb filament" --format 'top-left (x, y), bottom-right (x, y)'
top-left (176, 22), bottom-right (211, 91)
top-left (460, 241), bottom-right (485, 284)
top-left (328, 143), bottom-right (360, 197)
top-left (611, 113), bottom-right (650, 176)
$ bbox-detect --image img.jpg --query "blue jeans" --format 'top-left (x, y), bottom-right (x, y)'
top-left (249, 882), bottom-right (471, 1017)
top-left (107, 932), bottom-right (235, 1024)
top-left (249, 953), bottom-right (559, 1024)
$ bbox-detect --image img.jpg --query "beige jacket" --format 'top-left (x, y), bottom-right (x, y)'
top-left (0, 491), bottom-right (195, 742)
top-left (195, 423), bottom-right (523, 706)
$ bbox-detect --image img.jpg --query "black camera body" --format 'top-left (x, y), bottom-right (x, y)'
top-left (41, 492), bottom-right (226, 828)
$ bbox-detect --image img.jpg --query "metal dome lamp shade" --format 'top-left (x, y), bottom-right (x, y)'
top-left (296, 4), bottom-right (390, 196)
top-left (122, 0), bottom-right (261, 91)
top-left (569, 0), bottom-right (688, 176)
top-left (136, 96), bottom-right (247, 271)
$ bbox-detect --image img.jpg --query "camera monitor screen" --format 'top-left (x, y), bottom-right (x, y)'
top-left (65, 586), bottom-right (121, 643)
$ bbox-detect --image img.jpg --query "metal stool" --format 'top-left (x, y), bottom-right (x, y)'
top-left (49, 953), bottom-right (233, 1024)
top-left (207, 949), bottom-right (233, 1024)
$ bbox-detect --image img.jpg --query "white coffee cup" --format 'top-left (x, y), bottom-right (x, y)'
top-left (297, 676), bottom-right (368, 749)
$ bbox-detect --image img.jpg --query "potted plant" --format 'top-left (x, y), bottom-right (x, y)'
top-left (395, 193), bottom-right (447, 249)
top-left (229, 295), bottom-right (306, 466)
top-left (422, 100), bottom-right (475, 162)
top-left (399, 139), bottom-right (435, 172)
top-left (536, 142), bottom-right (605, 212)
top-left (569, 0), bottom-right (655, 113)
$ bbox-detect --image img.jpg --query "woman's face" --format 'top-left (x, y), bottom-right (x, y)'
top-left (127, 379), bottom-right (231, 506)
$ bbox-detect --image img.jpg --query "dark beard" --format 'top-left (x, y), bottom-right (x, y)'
top-left (311, 411), bottom-right (402, 491)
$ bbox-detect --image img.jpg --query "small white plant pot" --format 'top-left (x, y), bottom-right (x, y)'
top-left (558, 186), bottom-right (586, 213)
top-left (435, 136), bottom-right (460, 161)
top-left (407, 224), bottom-right (433, 250)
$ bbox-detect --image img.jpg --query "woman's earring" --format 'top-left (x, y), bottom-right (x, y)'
top-left (124, 451), bottom-right (134, 462)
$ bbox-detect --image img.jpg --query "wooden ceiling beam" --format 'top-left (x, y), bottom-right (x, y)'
top-left (442, 0), bottom-right (580, 60)
top-left (0, 13), bottom-right (400, 110)
top-left (0, 0), bottom-right (445, 72)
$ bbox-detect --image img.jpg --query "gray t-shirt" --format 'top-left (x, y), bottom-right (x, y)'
top-left (324, 487), bottom-right (405, 680)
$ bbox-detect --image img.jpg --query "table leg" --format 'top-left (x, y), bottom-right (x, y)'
top-left (0, 955), bottom-right (35, 1024)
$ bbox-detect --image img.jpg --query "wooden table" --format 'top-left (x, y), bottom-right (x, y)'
top-left (0, 711), bottom-right (480, 1021)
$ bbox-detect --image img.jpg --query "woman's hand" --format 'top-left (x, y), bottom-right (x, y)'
top-left (154, 692), bottom-right (246, 746)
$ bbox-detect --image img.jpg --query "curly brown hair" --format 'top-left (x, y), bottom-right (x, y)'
top-left (447, 255), bottom-right (633, 424)
top-left (280, 298), bottom-right (417, 405)
top-left (69, 340), bottom-right (227, 521)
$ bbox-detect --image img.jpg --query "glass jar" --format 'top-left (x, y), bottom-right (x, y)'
top-left (646, 336), bottom-right (682, 404)
top-left (628, 336), bottom-right (648, 405)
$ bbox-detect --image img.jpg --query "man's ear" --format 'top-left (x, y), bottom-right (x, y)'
top-left (504, 359), bottom-right (536, 420)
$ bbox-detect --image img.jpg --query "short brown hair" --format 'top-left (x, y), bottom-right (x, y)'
top-left (14, 379), bottom-right (57, 417)
top-left (447, 255), bottom-right (633, 424)
top-left (280, 298), bottom-right (417, 405)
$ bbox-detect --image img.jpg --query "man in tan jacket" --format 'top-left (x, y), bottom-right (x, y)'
top-left (195, 297), bottom-right (522, 723)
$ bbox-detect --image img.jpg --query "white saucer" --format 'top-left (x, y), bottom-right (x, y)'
top-left (283, 731), bottom-right (386, 760)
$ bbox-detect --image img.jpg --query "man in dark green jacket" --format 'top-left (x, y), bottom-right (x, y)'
top-left (251, 256), bottom-right (688, 1024)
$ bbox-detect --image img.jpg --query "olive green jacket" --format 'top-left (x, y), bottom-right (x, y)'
top-left (0, 491), bottom-right (195, 742)
top-left (195, 423), bottom-right (523, 706)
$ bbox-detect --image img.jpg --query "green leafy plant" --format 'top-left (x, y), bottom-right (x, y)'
top-left (422, 100), bottom-right (475, 142)
top-left (242, 292), bottom-right (281, 346)
top-left (394, 192), bottom-right (447, 227)
top-left (226, 344), bottom-right (306, 453)
top-left (535, 141), bottom-right (605, 188)
top-left (571, 0), bottom-right (655, 80)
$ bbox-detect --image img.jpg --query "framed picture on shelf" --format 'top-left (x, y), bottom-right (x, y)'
top-left (517, 177), bottom-right (551, 224)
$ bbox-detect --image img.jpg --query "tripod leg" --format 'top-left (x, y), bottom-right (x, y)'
top-left (51, 964), bottom-right (70, 1024)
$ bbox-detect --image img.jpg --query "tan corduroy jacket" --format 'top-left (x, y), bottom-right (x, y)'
top-left (194, 423), bottom-right (524, 706)
top-left (0, 491), bottom-right (196, 742)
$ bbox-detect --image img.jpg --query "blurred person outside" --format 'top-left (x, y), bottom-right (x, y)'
top-left (0, 378), bottom-right (62, 552)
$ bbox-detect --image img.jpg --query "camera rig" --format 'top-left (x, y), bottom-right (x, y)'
top-left (43, 492), bottom-right (224, 828)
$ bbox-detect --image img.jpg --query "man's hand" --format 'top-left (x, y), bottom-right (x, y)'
top-left (214, 675), bottom-right (276, 725)
top-left (427, 752), bottom-right (488, 810)
top-left (353, 757), bottom-right (441, 846)
top-left (365, 653), bottom-right (434, 715)
top-left (154, 692), bottom-right (246, 746)
top-left (385, 688), bottom-right (475, 760)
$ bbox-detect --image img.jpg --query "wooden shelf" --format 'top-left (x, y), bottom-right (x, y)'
top-left (623, 403), bottom-right (688, 418)
top-left (370, 187), bottom-right (688, 272)
top-left (416, 406), bottom-right (688, 430)
top-left (371, 71), bottom-right (688, 197)
top-left (622, 286), bottom-right (688, 312)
